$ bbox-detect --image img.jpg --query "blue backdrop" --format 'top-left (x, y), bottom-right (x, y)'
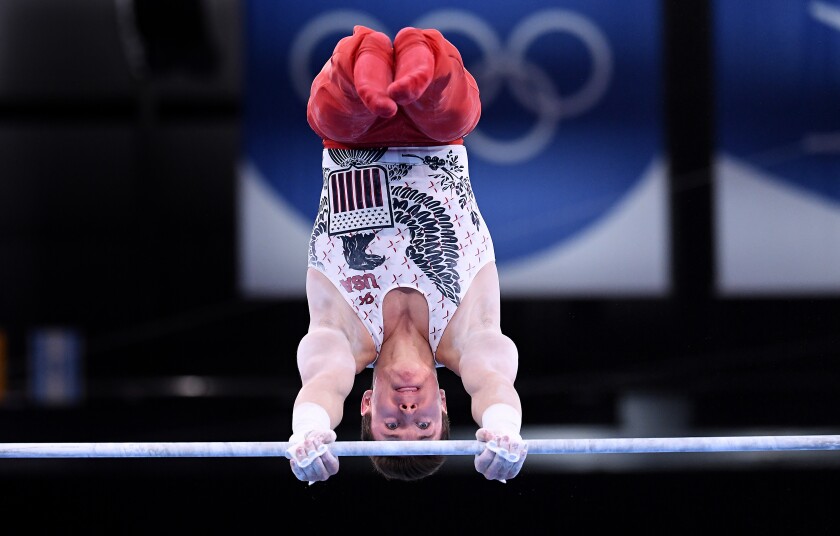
top-left (714, 0), bottom-right (840, 294)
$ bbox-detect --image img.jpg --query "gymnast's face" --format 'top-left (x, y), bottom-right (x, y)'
top-left (361, 381), bottom-right (447, 440)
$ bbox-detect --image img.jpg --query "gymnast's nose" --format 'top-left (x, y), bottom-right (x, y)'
top-left (400, 402), bottom-right (417, 413)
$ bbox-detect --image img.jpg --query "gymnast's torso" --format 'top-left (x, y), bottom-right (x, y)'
top-left (307, 144), bottom-right (495, 366)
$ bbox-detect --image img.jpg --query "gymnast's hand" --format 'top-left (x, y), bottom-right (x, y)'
top-left (474, 428), bottom-right (528, 482)
top-left (285, 430), bottom-right (339, 484)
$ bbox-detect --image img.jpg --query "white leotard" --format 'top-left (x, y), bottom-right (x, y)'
top-left (307, 144), bottom-right (495, 366)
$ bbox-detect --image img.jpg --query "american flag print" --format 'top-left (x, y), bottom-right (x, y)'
top-left (327, 164), bottom-right (394, 235)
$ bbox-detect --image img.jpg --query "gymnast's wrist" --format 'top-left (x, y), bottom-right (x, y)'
top-left (289, 402), bottom-right (331, 443)
top-left (480, 403), bottom-right (522, 441)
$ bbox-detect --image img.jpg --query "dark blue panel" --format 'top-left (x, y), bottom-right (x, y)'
top-left (715, 0), bottom-right (840, 203)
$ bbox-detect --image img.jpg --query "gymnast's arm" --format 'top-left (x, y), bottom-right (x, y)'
top-left (285, 299), bottom-right (358, 483)
top-left (459, 331), bottom-right (528, 482)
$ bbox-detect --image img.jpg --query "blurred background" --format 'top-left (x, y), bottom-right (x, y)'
top-left (0, 0), bottom-right (838, 532)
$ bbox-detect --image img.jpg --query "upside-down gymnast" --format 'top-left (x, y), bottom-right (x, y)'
top-left (284, 25), bottom-right (527, 483)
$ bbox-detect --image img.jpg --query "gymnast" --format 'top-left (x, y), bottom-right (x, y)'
top-left (285, 25), bottom-right (527, 483)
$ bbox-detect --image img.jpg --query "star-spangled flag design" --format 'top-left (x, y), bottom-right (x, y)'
top-left (328, 164), bottom-right (395, 235)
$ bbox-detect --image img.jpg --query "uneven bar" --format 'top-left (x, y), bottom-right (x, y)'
top-left (1, 435), bottom-right (839, 458)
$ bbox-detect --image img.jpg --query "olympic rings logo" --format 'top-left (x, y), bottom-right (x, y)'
top-left (289, 8), bottom-right (613, 164)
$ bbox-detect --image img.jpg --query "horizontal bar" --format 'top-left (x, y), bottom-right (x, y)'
top-left (0, 435), bottom-right (839, 458)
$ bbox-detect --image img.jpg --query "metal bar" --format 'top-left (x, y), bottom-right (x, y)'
top-left (1, 435), bottom-right (839, 458)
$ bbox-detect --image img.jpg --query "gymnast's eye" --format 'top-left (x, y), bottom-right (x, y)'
top-left (385, 422), bottom-right (398, 430)
top-left (417, 422), bottom-right (430, 430)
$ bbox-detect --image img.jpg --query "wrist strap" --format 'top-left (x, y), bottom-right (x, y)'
top-left (290, 402), bottom-right (331, 443)
top-left (481, 403), bottom-right (522, 440)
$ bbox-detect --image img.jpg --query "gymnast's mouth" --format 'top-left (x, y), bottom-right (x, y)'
top-left (396, 387), bottom-right (418, 392)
